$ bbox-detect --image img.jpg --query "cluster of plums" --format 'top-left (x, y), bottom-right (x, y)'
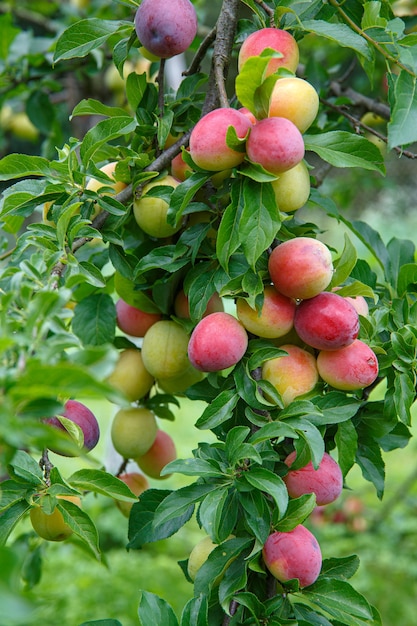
top-left (33, 4), bottom-right (379, 591)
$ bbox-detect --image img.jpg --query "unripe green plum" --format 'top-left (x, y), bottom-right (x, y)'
top-left (134, 0), bottom-right (198, 59)
top-left (106, 348), bottom-right (154, 402)
top-left (30, 495), bottom-right (82, 542)
top-left (135, 429), bottom-right (176, 479)
top-left (133, 175), bottom-right (181, 238)
top-left (238, 28), bottom-right (299, 76)
top-left (189, 108), bottom-right (252, 171)
top-left (158, 364), bottom-right (205, 394)
top-left (271, 161), bottom-right (311, 212)
top-left (294, 292), bottom-right (359, 351)
top-left (115, 472), bottom-right (149, 517)
top-left (86, 161), bottom-right (127, 219)
top-left (45, 400), bottom-right (100, 456)
top-left (246, 117), bottom-right (305, 176)
top-left (236, 285), bottom-right (296, 339)
top-left (283, 451), bottom-right (343, 506)
top-left (116, 298), bottom-right (162, 338)
top-left (268, 238), bottom-right (333, 300)
top-left (188, 312), bottom-right (248, 372)
top-left (141, 320), bottom-right (190, 379)
top-left (262, 344), bottom-right (319, 406)
top-left (187, 534), bottom-right (235, 583)
top-left (111, 407), bottom-right (158, 459)
top-left (268, 77), bottom-right (319, 133)
top-left (262, 525), bottom-right (322, 588)
top-left (317, 339), bottom-right (379, 391)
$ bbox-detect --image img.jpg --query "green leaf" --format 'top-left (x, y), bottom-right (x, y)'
top-left (330, 234), bottom-right (357, 289)
top-left (218, 557), bottom-right (251, 616)
top-left (161, 458), bottom-right (225, 479)
top-left (137, 591), bottom-right (179, 626)
top-left (275, 494), bottom-right (316, 532)
top-left (0, 480), bottom-right (35, 512)
top-left (356, 437), bottom-right (385, 498)
top-left (0, 154), bottom-right (62, 181)
top-left (239, 489), bottom-right (271, 544)
top-left (72, 99), bottom-right (128, 118)
top-left (168, 172), bottom-right (211, 227)
top-left (195, 390), bottom-right (239, 430)
top-left (126, 71), bottom-right (149, 111)
top-left (239, 179), bottom-right (281, 269)
top-left (388, 70), bottom-right (417, 149)
top-left (235, 51), bottom-right (281, 114)
top-left (386, 237), bottom-right (415, 290)
top-left (320, 555), bottom-right (360, 581)
top-left (249, 420), bottom-right (299, 445)
top-left (311, 392), bottom-right (360, 426)
top-left (54, 19), bottom-right (131, 62)
top-left (216, 182), bottom-right (244, 271)
top-left (79, 116), bottom-right (137, 164)
top-left (58, 499), bottom-right (101, 560)
top-left (283, 418), bottom-right (325, 469)
top-left (153, 483), bottom-right (220, 528)
top-left (300, 579), bottom-right (374, 624)
top-left (194, 537), bottom-right (252, 597)
top-left (304, 132), bottom-right (385, 174)
top-left (180, 595), bottom-right (209, 626)
top-left (335, 419), bottom-right (358, 478)
top-left (397, 262), bottom-right (417, 296)
top-left (244, 466), bottom-right (288, 518)
top-left (7, 450), bottom-right (44, 486)
top-left (128, 489), bottom-right (193, 549)
top-left (72, 294), bottom-right (116, 346)
top-left (199, 487), bottom-right (238, 544)
top-left (0, 500), bottom-right (31, 546)
top-left (67, 469), bottom-right (138, 501)
top-left (301, 20), bottom-right (373, 61)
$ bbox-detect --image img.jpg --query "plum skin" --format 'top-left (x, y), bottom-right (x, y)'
top-left (283, 451), bottom-right (344, 506)
top-left (134, 0), bottom-right (198, 59)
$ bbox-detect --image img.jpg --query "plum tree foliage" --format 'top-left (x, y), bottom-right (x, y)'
top-left (1, 0), bottom-right (417, 624)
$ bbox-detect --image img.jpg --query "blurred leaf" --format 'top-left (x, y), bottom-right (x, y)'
top-left (7, 451), bottom-right (44, 486)
top-left (137, 591), bottom-right (179, 626)
top-left (301, 20), bottom-right (373, 61)
top-left (58, 499), bottom-right (101, 560)
top-left (0, 500), bottom-right (31, 547)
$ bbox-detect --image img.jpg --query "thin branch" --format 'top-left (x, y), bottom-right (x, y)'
top-left (253, 0), bottom-right (275, 23)
top-left (183, 25), bottom-right (217, 76)
top-left (222, 599), bottom-right (239, 626)
top-left (39, 449), bottom-right (54, 486)
top-left (328, 0), bottom-right (416, 78)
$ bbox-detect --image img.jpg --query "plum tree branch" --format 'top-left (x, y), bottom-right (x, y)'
top-left (203, 0), bottom-right (241, 112)
top-left (183, 25), bottom-right (217, 76)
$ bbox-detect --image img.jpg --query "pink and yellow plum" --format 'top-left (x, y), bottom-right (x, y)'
top-left (115, 298), bottom-right (162, 338)
top-left (141, 320), bottom-right (191, 379)
top-left (262, 525), bottom-right (322, 588)
top-left (268, 77), bottom-right (319, 133)
top-left (317, 339), bottom-right (379, 391)
top-left (236, 285), bottom-right (296, 339)
top-left (45, 400), bottom-right (100, 456)
top-left (188, 312), bottom-right (248, 372)
top-left (246, 117), bottom-right (305, 176)
top-left (261, 344), bottom-right (319, 406)
top-left (238, 28), bottom-right (299, 76)
top-left (268, 238), bottom-right (333, 300)
top-left (106, 348), bottom-right (154, 402)
top-left (171, 150), bottom-right (193, 181)
top-left (135, 429), bottom-right (176, 479)
top-left (283, 451), bottom-right (343, 506)
top-left (189, 108), bottom-right (252, 171)
top-left (271, 161), bottom-right (311, 213)
top-left (115, 472), bottom-right (149, 517)
top-left (134, 0), bottom-right (197, 59)
top-left (294, 291), bottom-right (359, 351)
